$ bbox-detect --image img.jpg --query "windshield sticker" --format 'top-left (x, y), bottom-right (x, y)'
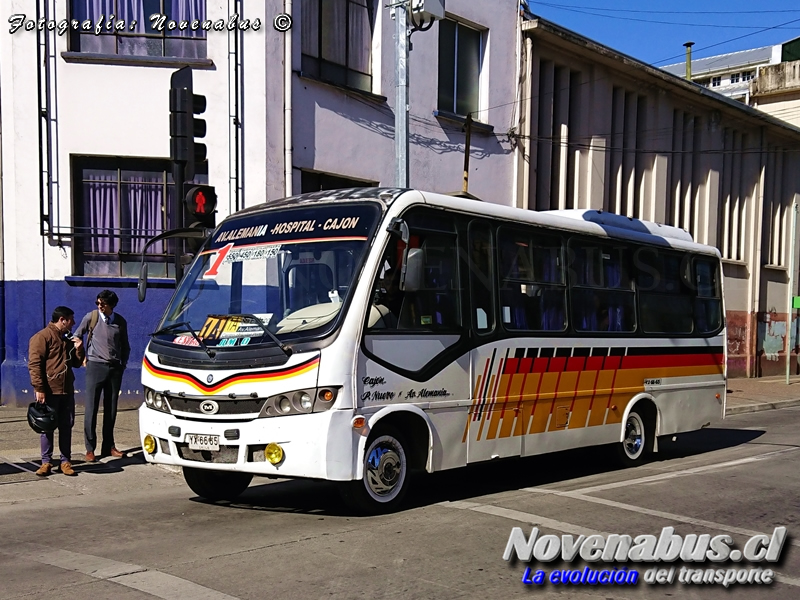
top-left (223, 244), bottom-right (282, 264)
top-left (216, 224), bottom-right (269, 243)
top-left (199, 315), bottom-right (271, 341)
top-left (173, 334), bottom-right (200, 347)
top-left (270, 220), bottom-right (317, 235)
top-left (216, 337), bottom-right (251, 347)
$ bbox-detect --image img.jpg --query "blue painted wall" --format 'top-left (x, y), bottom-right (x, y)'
top-left (0, 280), bottom-right (176, 407)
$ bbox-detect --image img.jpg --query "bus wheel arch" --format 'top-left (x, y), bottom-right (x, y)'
top-left (342, 407), bottom-right (432, 514)
top-left (359, 406), bottom-right (433, 478)
top-left (617, 395), bottom-right (658, 467)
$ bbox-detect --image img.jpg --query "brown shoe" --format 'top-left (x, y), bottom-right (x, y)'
top-left (60, 462), bottom-right (76, 476)
top-left (109, 448), bottom-right (124, 458)
top-left (85, 451), bottom-right (96, 462)
top-left (35, 463), bottom-right (53, 476)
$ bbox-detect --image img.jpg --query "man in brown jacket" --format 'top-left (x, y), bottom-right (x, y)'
top-left (28, 306), bottom-right (85, 476)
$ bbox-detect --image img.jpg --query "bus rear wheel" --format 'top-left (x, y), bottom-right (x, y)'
top-left (340, 427), bottom-right (410, 514)
top-left (182, 467), bottom-right (253, 501)
top-left (616, 409), bottom-right (653, 467)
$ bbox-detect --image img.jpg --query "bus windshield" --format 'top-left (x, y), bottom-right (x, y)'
top-left (156, 202), bottom-right (380, 348)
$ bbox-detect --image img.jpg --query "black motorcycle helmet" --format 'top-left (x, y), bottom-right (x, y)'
top-left (27, 402), bottom-right (58, 434)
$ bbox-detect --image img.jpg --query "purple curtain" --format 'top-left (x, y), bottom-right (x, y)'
top-left (122, 176), bottom-right (164, 253)
top-left (86, 176), bottom-right (118, 253)
top-left (73, 0), bottom-right (115, 22)
top-left (168, 0), bottom-right (206, 37)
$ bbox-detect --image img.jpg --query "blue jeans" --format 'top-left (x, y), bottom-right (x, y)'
top-left (40, 393), bottom-right (75, 464)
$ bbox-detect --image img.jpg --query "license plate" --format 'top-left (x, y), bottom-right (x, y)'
top-left (186, 434), bottom-right (220, 451)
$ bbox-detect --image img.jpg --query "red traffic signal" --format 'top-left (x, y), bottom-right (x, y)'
top-left (184, 185), bottom-right (217, 230)
top-left (184, 185), bottom-right (217, 217)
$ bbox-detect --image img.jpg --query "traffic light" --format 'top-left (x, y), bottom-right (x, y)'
top-left (184, 185), bottom-right (217, 229)
top-left (169, 66), bottom-right (207, 181)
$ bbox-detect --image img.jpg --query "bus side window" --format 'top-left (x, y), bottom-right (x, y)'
top-left (498, 228), bottom-right (566, 332)
top-left (694, 258), bottom-right (722, 333)
top-left (635, 248), bottom-right (693, 334)
top-left (367, 232), bottom-right (461, 332)
top-left (468, 222), bottom-right (495, 334)
top-left (570, 241), bottom-right (635, 333)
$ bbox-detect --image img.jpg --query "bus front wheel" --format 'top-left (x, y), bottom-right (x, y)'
top-left (340, 427), bottom-right (410, 514)
top-left (616, 409), bottom-right (653, 467)
top-left (182, 467), bottom-right (253, 501)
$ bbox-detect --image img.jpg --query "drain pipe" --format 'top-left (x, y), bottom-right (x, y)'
top-left (284, 0), bottom-right (293, 197)
top-left (683, 41), bottom-right (694, 80)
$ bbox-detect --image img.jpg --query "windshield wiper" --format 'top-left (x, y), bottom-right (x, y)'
top-left (230, 313), bottom-right (292, 358)
top-left (150, 321), bottom-right (216, 359)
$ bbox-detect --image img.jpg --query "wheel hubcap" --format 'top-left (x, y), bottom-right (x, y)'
top-left (365, 441), bottom-right (403, 498)
top-left (624, 417), bottom-right (643, 457)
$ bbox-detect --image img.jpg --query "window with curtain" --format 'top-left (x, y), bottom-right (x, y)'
top-left (498, 228), bottom-right (566, 332)
top-left (569, 240), bottom-right (636, 333)
top-left (301, 0), bottom-right (376, 93)
top-left (72, 157), bottom-right (207, 277)
top-left (69, 0), bottom-right (206, 59)
top-left (438, 19), bottom-right (483, 116)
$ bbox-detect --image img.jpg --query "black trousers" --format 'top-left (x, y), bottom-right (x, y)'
top-left (83, 361), bottom-right (123, 453)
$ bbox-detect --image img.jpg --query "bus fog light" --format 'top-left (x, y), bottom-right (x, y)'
top-left (265, 442), bottom-right (284, 464)
top-left (143, 434), bottom-right (157, 455)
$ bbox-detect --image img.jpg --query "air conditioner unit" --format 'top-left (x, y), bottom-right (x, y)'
top-left (410, 0), bottom-right (445, 23)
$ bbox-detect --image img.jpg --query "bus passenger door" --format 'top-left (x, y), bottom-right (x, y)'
top-left (466, 222), bottom-right (523, 463)
top-left (360, 214), bottom-right (471, 472)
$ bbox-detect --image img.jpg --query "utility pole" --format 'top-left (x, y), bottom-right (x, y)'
top-left (462, 113), bottom-right (473, 193)
top-left (391, 0), bottom-right (444, 188)
top-left (394, 2), bottom-right (409, 188)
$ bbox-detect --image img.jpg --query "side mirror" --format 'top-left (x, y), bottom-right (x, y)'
top-left (401, 248), bottom-right (424, 292)
top-left (138, 263), bottom-right (148, 303)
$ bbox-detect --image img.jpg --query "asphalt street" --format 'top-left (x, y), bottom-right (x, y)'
top-left (0, 405), bottom-right (799, 599)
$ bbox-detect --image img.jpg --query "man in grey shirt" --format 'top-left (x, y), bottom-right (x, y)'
top-left (74, 290), bottom-right (131, 461)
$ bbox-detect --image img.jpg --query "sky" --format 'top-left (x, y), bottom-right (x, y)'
top-left (521, 0), bottom-right (800, 67)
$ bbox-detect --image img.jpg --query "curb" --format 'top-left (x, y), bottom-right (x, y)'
top-left (725, 398), bottom-right (800, 416)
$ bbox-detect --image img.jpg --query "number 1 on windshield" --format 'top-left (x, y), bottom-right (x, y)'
top-left (203, 243), bottom-right (234, 279)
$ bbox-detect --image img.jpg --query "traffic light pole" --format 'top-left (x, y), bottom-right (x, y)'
top-left (172, 161), bottom-right (185, 282)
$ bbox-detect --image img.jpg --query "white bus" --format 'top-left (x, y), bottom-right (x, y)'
top-left (138, 188), bottom-right (725, 513)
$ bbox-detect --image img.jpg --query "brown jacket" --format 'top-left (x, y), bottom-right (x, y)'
top-left (28, 323), bottom-right (85, 395)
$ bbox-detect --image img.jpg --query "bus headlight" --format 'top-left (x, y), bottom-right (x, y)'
top-left (143, 387), bottom-right (171, 414)
top-left (296, 391), bottom-right (313, 411)
top-left (260, 387), bottom-right (340, 418)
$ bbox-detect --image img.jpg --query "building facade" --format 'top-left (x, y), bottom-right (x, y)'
top-left (662, 36), bottom-right (800, 129)
top-left (517, 17), bottom-right (800, 378)
top-left (0, 0), bottom-right (520, 406)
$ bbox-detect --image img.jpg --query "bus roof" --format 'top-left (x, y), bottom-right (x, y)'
top-left (227, 187), bottom-right (718, 257)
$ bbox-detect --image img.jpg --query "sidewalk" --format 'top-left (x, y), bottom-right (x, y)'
top-left (0, 405), bottom-right (143, 459)
top-left (0, 378), bottom-right (798, 457)
top-left (724, 375), bottom-right (800, 415)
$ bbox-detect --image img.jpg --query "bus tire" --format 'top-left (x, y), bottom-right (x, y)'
top-left (182, 467), bottom-right (253, 501)
top-left (340, 427), bottom-right (410, 514)
top-left (616, 409), bottom-right (652, 467)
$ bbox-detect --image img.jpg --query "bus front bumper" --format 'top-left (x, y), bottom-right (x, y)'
top-left (138, 405), bottom-right (357, 481)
